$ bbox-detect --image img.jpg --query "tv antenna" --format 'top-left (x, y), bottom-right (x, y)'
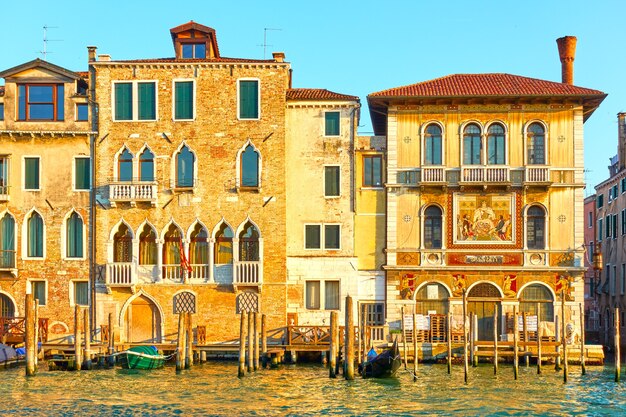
top-left (258, 28), bottom-right (281, 59)
top-left (40, 25), bottom-right (62, 61)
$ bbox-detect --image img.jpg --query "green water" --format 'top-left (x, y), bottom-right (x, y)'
top-left (1, 362), bottom-right (625, 416)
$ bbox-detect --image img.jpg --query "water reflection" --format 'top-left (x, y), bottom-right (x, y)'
top-left (1, 363), bottom-right (625, 416)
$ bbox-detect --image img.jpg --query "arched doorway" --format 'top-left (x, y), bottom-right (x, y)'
top-left (519, 284), bottom-right (554, 322)
top-left (467, 282), bottom-right (502, 341)
top-left (0, 293), bottom-right (15, 317)
top-left (124, 295), bottom-right (161, 343)
top-left (414, 282), bottom-right (449, 315)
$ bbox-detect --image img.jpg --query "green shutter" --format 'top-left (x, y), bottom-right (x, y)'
top-left (75, 158), bottom-right (90, 190)
top-left (32, 282), bottom-right (46, 305)
top-left (25, 158), bottom-right (40, 190)
top-left (28, 213), bottom-right (43, 257)
top-left (75, 282), bottom-right (88, 305)
top-left (138, 82), bottom-right (156, 120)
top-left (175, 81), bottom-right (193, 119)
top-left (325, 112), bottom-right (340, 136)
top-left (239, 80), bottom-right (259, 119)
top-left (114, 83), bottom-right (132, 120)
top-left (67, 213), bottom-right (83, 258)
top-left (325, 166), bottom-right (340, 197)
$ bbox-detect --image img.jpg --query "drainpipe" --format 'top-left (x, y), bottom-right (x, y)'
top-left (87, 46), bottom-right (98, 330)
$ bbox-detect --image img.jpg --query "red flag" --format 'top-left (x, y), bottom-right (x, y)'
top-left (178, 238), bottom-right (193, 274)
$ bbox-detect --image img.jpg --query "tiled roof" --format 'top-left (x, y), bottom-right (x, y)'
top-left (368, 73), bottom-right (605, 98)
top-left (108, 56), bottom-right (280, 64)
top-left (76, 71), bottom-right (89, 79)
top-left (287, 88), bottom-right (359, 101)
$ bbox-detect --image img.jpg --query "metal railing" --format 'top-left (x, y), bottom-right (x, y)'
top-left (0, 185), bottom-right (9, 201)
top-left (0, 250), bottom-right (16, 269)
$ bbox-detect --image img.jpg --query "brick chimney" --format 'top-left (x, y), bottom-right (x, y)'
top-left (87, 46), bottom-right (97, 62)
top-left (556, 36), bottom-right (577, 85)
top-left (618, 113), bottom-right (626, 171)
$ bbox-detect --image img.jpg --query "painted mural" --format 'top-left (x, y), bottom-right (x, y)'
top-left (454, 193), bottom-right (515, 243)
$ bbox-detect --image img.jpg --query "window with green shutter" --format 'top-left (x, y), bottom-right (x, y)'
top-left (324, 225), bottom-right (340, 250)
top-left (175, 81), bottom-right (194, 120)
top-left (325, 112), bottom-right (340, 136)
top-left (74, 157), bottom-right (90, 190)
top-left (67, 212), bottom-right (83, 258)
top-left (138, 82), bottom-right (156, 120)
top-left (324, 166), bottom-right (340, 197)
top-left (74, 281), bottom-right (89, 306)
top-left (31, 281), bottom-right (46, 306)
top-left (114, 83), bottom-right (132, 120)
top-left (305, 225), bottom-right (321, 249)
top-left (24, 157), bottom-right (40, 190)
top-left (27, 212), bottom-right (43, 257)
top-left (239, 80), bottom-right (259, 119)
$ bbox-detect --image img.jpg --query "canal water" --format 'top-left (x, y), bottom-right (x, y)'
top-left (1, 362), bottom-right (625, 416)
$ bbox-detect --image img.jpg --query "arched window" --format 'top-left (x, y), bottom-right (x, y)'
top-left (163, 224), bottom-right (182, 266)
top-left (527, 206), bottom-right (546, 249)
top-left (190, 223), bottom-right (209, 265)
top-left (27, 212), bottom-right (44, 258)
top-left (415, 282), bottom-right (449, 315)
top-left (118, 148), bottom-right (133, 182)
top-left (241, 145), bottom-right (259, 187)
top-left (487, 123), bottom-right (505, 165)
top-left (0, 293), bottom-right (15, 317)
top-left (214, 223), bottom-right (233, 264)
top-left (519, 284), bottom-right (554, 322)
top-left (527, 123), bottom-right (545, 165)
top-left (424, 206), bottom-right (442, 249)
top-left (139, 148), bottom-right (155, 182)
top-left (113, 223), bottom-right (132, 262)
top-left (139, 224), bottom-right (157, 265)
top-left (424, 124), bottom-right (442, 165)
top-left (239, 222), bottom-right (259, 262)
top-left (0, 213), bottom-right (15, 268)
top-left (66, 212), bottom-right (83, 258)
top-left (176, 145), bottom-right (195, 188)
top-left (463, 124), bottom-right (481, 165)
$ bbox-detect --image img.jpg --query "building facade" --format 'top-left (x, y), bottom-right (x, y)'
top-left (0, 59), bottom-right (92, 339)
top-left (594, 112), bottom-right (626, 349)
top-left (367, 37), bottom-right (606, 341)
top-left (583, 193), bottom-right (599, 341)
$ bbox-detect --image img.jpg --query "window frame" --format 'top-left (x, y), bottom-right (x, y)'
top-left (324, 111), bottom-right (341, 137)
top-left (363, 154), bottom-right (383, 188)
top-left (423, 205), bottom-right (443, 249)
top-left (181, 42), bottom-right (207, 59)
top-left (23, 210), bottom-right (45, 260)
top-left (30, 280), bottom-right (47, 306)
top-left (324, 224), bottom-right (341, 250)
top-left (0, 102), bottom-right (4, 121)
top-left (172, 79), bottom-right (196, 121)
top-left (305, 280), bottom-right (340, 310)
top-left (486, 122), bottom-right (507, 165)
top-left (71, 280), bottom-right (89, 307)
top-left (423, 123), bottom-right (443, 166)
top-left (0, 155), bottom-right (9, 195)
top-left (23, 156), bottom-right (41, 191)
top-left (526, 205), bottom-right (546, 249)
top-left (17, 83), bottom-right (65, 122)
top-left (64, 211), bottom-right (85, 260)
top-left (324, 165), bottom-right (341, 198)
top-left (138, 147), bottom-right (156, 183)
top-left (239, 143), bottom-right (260, 189)
top-left (111, 80), bottom-right (158, 122)
top-left (174, 144), bottom-right (196, 189)
top-left (76, 103), bottom-right (89, 121)
top-left (237, 78), bottom-right (260, 120)
top-left (304, 224), bottom-right (322, 250)
top-left (525, 121), bottom-right (548, 165)
top-left (73, 156), bottom-right (91, 192)
top-left (305, 280), bottom-right (321, 310)
top-left (462, 123), bottom-right (482, 165)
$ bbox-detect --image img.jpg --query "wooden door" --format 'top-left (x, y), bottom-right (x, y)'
top-left (126, 296), bottom-right (160, 343)
top-left (468, 301), bottom-right (500, 341)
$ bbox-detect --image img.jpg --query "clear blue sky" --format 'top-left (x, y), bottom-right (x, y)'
top-left (1, 0), bottom-right (623, 190)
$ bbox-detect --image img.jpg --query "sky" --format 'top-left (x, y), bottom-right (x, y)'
top-left (1, 0), bottom-right (624, 190)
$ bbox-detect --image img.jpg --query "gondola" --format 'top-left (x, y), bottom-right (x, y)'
top-left (359, 339), bottom-right (401, 378)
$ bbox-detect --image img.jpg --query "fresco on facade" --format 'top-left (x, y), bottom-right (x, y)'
top-left (454, 193), bottom-right (514, 243)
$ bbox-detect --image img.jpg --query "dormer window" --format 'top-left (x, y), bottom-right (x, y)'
top-left (182, 43), bottom-right (206, 59)
top-left (170, 21), bottom-right (220, 60)
top-left (18, 84), bottom-right (64, 121)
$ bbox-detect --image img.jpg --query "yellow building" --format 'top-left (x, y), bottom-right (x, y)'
top-left (367, 37), bottom-right (606, 341)
top-left (0, 59), bottom-right (92, 339)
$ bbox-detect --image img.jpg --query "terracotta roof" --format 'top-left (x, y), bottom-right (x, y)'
top-left (76, 71), bottom-right (89, 79)
top-left (0, 58), bottom-right (84, 81)
top-left (107, 56), bottom-right (280, 64)
top-left (170, 21), bottom-right (216, 35)
top-left (369, 73), bottom-right (604, 98)
top-left (287, 88), bottom-right (359, 101)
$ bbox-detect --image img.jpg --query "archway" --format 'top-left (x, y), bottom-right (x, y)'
top-left (124, 294), bottom-right (162, 343)
top-left (467, 282), bottom-right (502, 341)
top-left (0, 293), bottom-right (15, 317)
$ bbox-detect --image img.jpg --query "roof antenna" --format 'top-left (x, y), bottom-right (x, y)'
top-left (258, 28), bottom-right (281, 59)
top-left (40, 25), bottom-right (62, 61)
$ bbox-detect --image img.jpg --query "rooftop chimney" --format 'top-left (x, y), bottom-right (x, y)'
top-left (556, 36), bottom-right (577, 85)
top-left (98, 54), bottom-right (111, 62)
top-left (273, 52), bottom-right (285, 63)
top-left (618, 113), bottom-right (626, 171)
top-left (87, 46), bottom-right (97, 62)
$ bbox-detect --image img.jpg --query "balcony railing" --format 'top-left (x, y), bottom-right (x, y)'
top-left (189, 264), bottom-right (210, 281)
top-left (0, 185), bottom-right (9, 201)
top-left (525, 166), bottom-right (550, 183)
top-left (234, 261), bottom-right (263, 285)
top-left (421, 167), bottom-right (445, 183)
top-left (0, 250), bottom-right (16, 269)
top-left (461, 166), bottom-right (510, 183)
top-left (163, 264), bottom-right (184, 282)
top-left (106, 262), bottom-right (134, 286)
top-left (109, 182), bottom-right (157, 206)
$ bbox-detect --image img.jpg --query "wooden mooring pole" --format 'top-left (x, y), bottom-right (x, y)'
top-left (238, 311), bottom-right (247, 378)
top-left (615, 308), bottom-right (621, 383)
top-left (329, 311), bottom-right (337, 378)
top-left (25, 294), bottom-right (36, 376)
top-left (580, 303), bottom-right (586, 376)
top-left (253, 312), bottom-right (259, 371)
top-left (261, 314), bottom-right (268, 369)
top-left (401, 306), bottom-right (408, 370)
top-left (344, 295), bottom-right (355, 380)
top-left (523, 312), bottom-right (529, 368)
top-left (537, 303), bottom-right (542, 375)
top-left (555, 316), bottom-right (561, 371)
top-left (247, 312), bottom-right (253, 372)
top-left (412, 307), bottom-right (418, 381)
top-left (462, 289), bottom-right (468, 384)
top-left (34, 299), bottom-right (39, 367)
top-left (513, 306), bottom-right (519, 380)
top-left (185, 312), bottom-right (193, 369)
top-left (74, 304), bottom-right (82, 371)
top-left (84, 307), bottom-right (92, 370)
top-left (562, 290), bottom-right (568, 383)
top-left (176, 312), bottom-right (184, 372)
top-left (108, 312), bottom-right (115, 367)
top-left (493, 304), bottom-right (498, 375)
top-left (472, 313), bottom-right (478, 367)
top-left (446, 312), bottom-right (452, 374)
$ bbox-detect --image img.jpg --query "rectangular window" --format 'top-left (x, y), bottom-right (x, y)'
top-left (0, 156), bottom-right (8, 195)
top-left (324, 166), bottom-right (340, 197)
top-left (76, 103), bottom-right (88, 121)
top-left (622, 178), bottom-right (626, 194)
top-left (621, 264), bottom-right (625, 296)
top-left (74, 157), bottom-right (90, 190)
top-left (238, 80), bottom-right (259, 119)
top-left (24, 157), bottom-right (40, 190)
top-left (174, 81), bottom-right (194, 120)
top-left (0, 103), bottom-right (4, 121)
top-left (613, 214), bottom-right (618, 239)
top-left (598, 218), bottom-right (603, 241)
top-left (622, 209), bottom-right (626, 235)
top-left (325, 281), bottom-right (340, 310)
top-left (305, 225), bottom-right (321, 249)
top-left (74, 281), bottom-right (89, 306)
top-left (31, 281), bottom-right (46, 306)
top-left (306, 281), bottom-right (320, 309)
top-left (363, 155), bottom-right (383, 187)
top-left (113, 81), bottom-right (157, 121)
top-left (588, 211), bottom-right (593, 228)
top-left (324, 111), bottom-right (340, 136)
top-left (18, 84), bottom-right (64, 121)
top-left (611, 265), bottom-right (617, 296)
top-left (365, 303), bottom-right (385, 326)
top-left (324, 224), bottom-right (340, 250)
top-left (597, 194), bottom-right (604, 208)
top-left (182, 43), bottom-right (206, 59)
top-left (606, 215), bottom-right (611, 239)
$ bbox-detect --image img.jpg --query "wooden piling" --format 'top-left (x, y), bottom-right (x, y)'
top-left (580, 303), bottom-right (586, 376)
top-left (25, 294), bottom-right (36, 376)
top-left (108, 312), bottom-right (115, 367)
top-left (401, 306), bottom-right (408, 370)
top-left (523, 312), bottom-right (529, 368)
top-left (34, 298), bottom-right (39, 367)
top-left (615, 308), bottom-right (621, 383)
top-left (537, 303), bottom-right (542, 375)
top-left (446, 312), bottom-right (452, 374)
top-left (357, 304), bottom-right (363, 366)
top-left (513, 307), bottom-right (518, 380)
top-left (238, 311), bottom-right (247, 378)
top-left (412, 308), bottom-right (418, 381)
top-left (253, 312), bottom-right (259, 371)
top-left (247, 312), bottom-right (254, 371)
top-left (329, 311), bottom-right (337, 378)
top-left (83, 307), bottom-right (92, 370)
top-left (493, 305), bottom-right (498, 375)
top-left (344, 295), bottom-right (355, 380)
top-left (462, 289), bottom-right (468, 384)
top-left (176, 312), bottom-right (184, 372)
top-left (472, 313), bottom-right (478, 367)
top-left (469, 312), bottom-right (474, 367)
top-left (74, 304), bottom-right (82, 371)
top-left (261, 314), bottom-right (268, 369)
top-left (200, 351), bottom-right (206, 363)
top-left (185, 312), bottom-right (193, 369)
top-left (555, 317), bottom-right (561, 371)
top-left (562, 290), bottom-right (568, 383)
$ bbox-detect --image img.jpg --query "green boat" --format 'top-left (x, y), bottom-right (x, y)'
top-left (118, 346), bottom-right (166, 370)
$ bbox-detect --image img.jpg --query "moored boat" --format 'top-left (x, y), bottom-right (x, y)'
top-left (0, 343), bottom-right (17, 364)
top-left (118, 346), bottom-right (166, 370)
top-left (359, 339), bottom-right (401, 378)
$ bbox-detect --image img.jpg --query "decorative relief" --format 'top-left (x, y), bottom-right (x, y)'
top-left (447, 253), bottom-right (523, 266)
top-left (400, 273), bottom-right (417, 299)
top-left (502, 274), bottom-right (517, 298)
top-left (451, 274), bottom-right (466, 297)
top-left (555, 274), bottom-right (573, 301)
top-left (397, 252), bottom-right (419, 266)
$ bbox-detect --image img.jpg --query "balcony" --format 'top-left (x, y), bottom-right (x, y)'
top-left (106, 262), bottom-right (135, 287)
top-left (0, 185), bottom-right (9, 202)
top-left (524, 166), bottom-right (551, 184)
top-left (233, 261), bottom-right (263, 289)
top-left (421, 167), bottom-right (446, 183)
top-left (109, 182), bottom-right (157, 207)
top-left (461, 166), bottom-right (510, 184)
